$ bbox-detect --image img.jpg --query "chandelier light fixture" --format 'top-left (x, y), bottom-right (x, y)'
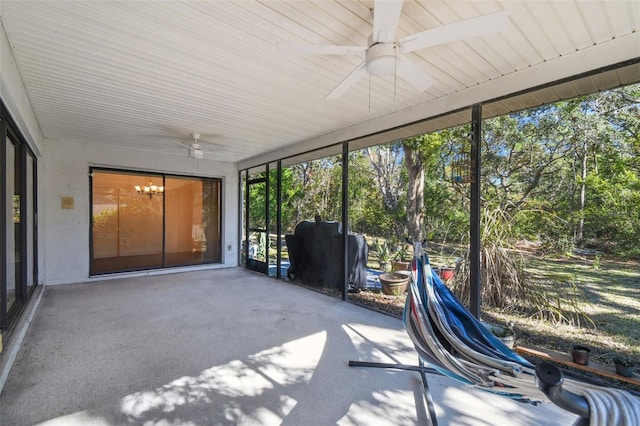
top-left (134, 178), bottom-right (164, 199)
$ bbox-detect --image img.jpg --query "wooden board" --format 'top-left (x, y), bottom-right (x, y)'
top-left (515, 345), bottom-right (640, 387)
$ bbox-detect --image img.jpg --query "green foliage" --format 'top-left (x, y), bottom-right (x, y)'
top-left (251, 84), bottom-right (639, 265)
top-left (393, 244), bottom-right (409, 262)
top-left (450, 206), bottom-right (528, 309)
top-left (279, 157), bottom-right (343, 231)
top-left (582, 169), bottom-right (640, 251)
top-left (372, 238), bottom-right (391, 264)
top-left (612, 355), bottom-right (634, 367)
top-left (477, 85), bottom-right (640, 257)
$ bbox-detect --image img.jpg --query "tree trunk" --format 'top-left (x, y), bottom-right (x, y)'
top-left (403, 143), bottom-right (425, 241)
top-left (366, 146), bottom-right (401, 211)
top-left (577, 139), bottom-right (588, 241)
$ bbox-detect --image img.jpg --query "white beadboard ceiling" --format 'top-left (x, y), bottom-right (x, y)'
top-left (1, 1), bottom-right (639, 168)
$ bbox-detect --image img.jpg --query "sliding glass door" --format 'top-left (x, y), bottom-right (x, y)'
top-left (91, 171), bottom-right (163, 273)
top-left (164, 176), bottom-right (221, 267)
top-left (90, 169), bottom-right (221, 275)
top-left (4, 137), bottom-right (19, 318)
top-left (1, 114), bottom-right (37, 332)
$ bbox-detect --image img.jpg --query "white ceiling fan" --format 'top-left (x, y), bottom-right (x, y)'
top-left (170, 132), bottom-right (228, 160)
top-left (278, 0), bottom-right (509, 100)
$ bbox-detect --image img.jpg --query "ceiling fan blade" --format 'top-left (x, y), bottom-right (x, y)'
top-left (325, 61), bottom-right (368, 100)
top-left (277, 42), bottom-right (365, 56)
top-left (372, 0), bottom-right (404, 43)
top-left (171, 140), bottom-right (192, 149)
top-left (397, 57), bottom-right (434, 92)
top-left (399, 10), bottom-right (509, 53)
top-left (200, 142), bottom-right (230, 152)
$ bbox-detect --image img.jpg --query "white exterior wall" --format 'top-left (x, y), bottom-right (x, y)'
top-left (0, 20), bottom-right (43, 155)
top-left (0, 21), bottom-right (239, 285)
top-left (1, 18), bottom-right (46, 285)
top-left (3, 18), bottom-right (240, 286)
top-left (43, 138), bottom-right (239, 285)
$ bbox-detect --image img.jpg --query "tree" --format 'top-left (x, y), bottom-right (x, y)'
top-left (479, 84), bottom-right (640, 254)
top-left (365, 143), bottom-right (404, 211)
top-left (402, 133), bottom-right (444, 241)
top-left (285, 157), bottom-right (342, 228)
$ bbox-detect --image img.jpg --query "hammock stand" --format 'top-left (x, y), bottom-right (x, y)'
top-left (348, 242), bottom-right (598, 426)
top-left (348, 358), bottom-right (442, 425)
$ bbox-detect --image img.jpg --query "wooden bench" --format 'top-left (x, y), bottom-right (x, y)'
top-left (515, 345), bottom-right (640, 387)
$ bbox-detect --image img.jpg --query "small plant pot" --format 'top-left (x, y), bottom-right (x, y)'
top-left (379, 272), bottom-right (410, 295)
top-left (482, 322), bottom-right (515, 349)
top-left (498, 334), bottom-right (515, 349)
top-left (438, 267), bottom-right (455, 281)
top-left (571, 345), bottom-right (591, 365)
top-left (615, 363), bottom-right (635, 377)
top-left (391, 260), bottom-right (411, 272)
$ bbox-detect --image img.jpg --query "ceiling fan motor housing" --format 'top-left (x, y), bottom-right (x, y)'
top-left (190, 143), bottom-right (204, 160)
top-left (365, 42), bottom-right (397, 76)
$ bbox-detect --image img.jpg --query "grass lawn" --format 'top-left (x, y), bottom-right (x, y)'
top-left (349, 245), bottom-right (640, 390)
top-left (495, 253), bottom-right (640, 361)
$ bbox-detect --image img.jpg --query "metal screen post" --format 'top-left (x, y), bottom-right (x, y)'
top-left (470, 104), bottom-right (482, 318)
top-left (342, 141), bottom-right (349, 301)
top-left (276, 161), bottom-right (282, 279)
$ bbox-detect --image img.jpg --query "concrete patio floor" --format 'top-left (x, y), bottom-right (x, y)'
top-left (0, 268), bottom-right (578, 425)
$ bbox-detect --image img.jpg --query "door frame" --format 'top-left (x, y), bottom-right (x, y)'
top-left (244, 166), bottom-right (269, 274)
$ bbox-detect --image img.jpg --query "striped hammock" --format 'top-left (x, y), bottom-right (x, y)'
top-left (401, 242), bottom-right (640, 423)
top-left (403, 242), bottom-right (549, 403)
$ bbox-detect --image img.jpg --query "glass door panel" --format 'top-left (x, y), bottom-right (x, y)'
top-left (164, 176), bottom-right (221, 267)
top-left (246, 174), bottom-right (268, 274)
top-left (267, 165), bottom-right (279, 277)
top-left (91, 169), bottom-right (221, 274)
top-left (26, 152), bottom-right (36, 294)
top-left (91, 171), bottom-right (163, 274)
top-left (2, 112), bottom-right (38, 332)
top-left (5, 137), bottom-right (20, 317)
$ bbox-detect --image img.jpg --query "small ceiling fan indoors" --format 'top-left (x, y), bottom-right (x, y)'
top-left (278, 0), bottom-right (509, 100)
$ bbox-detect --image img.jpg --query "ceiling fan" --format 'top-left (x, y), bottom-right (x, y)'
top-left (170, 132), bottom-right (228, 160)
top-left (278, 0), bottom-right (509, 100)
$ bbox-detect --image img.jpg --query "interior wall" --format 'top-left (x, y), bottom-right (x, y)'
top-left (43, 138), bottom-right (239, 285)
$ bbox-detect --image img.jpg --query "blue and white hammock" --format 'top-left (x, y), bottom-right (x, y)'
top-left (402, 242), bottom-right (640, 421)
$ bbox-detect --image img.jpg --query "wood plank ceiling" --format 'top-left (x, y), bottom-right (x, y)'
top-left (1, 1), bottom-right (639, 166)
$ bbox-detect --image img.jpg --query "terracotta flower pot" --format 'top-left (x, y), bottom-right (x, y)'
top-left (379, 272), bottom-right (410, 295)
